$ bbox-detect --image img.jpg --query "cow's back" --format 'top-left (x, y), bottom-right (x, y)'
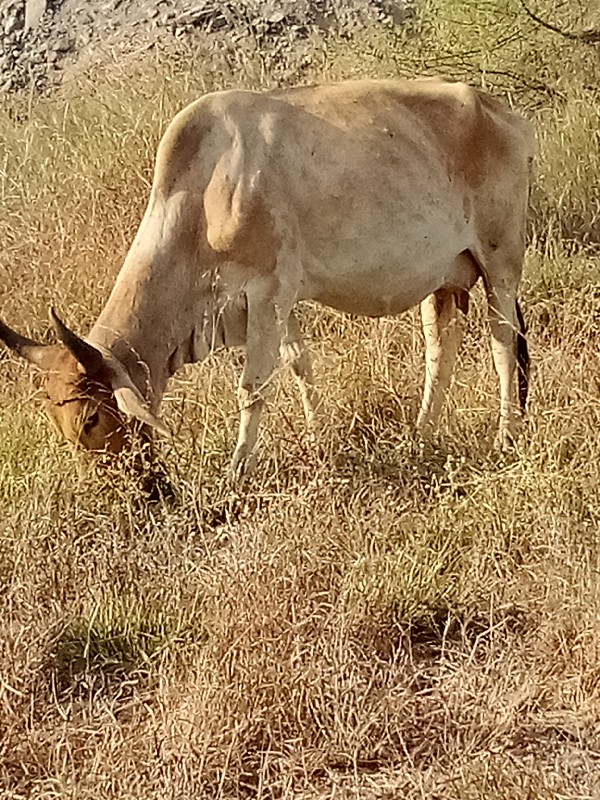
top-left (156, 77), bottom-right (533, 197)
top-left (149, 78), bottom-right (533, 314)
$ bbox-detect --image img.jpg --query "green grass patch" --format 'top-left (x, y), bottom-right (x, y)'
top-left (48, 592), bottom-right (204, 697)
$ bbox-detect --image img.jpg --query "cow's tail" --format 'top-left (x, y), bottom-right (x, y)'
top-left (515, 299), bottom-right (529, 415)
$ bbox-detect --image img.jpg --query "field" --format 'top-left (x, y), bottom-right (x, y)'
top-left (1, 1), bottom-right (600, 797)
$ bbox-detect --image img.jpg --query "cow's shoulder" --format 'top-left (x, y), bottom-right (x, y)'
top-left (191, 93), bottom-right (284, 273)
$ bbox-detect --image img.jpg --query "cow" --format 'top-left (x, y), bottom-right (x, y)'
top-left (0, 78), bottom-right (532, 480)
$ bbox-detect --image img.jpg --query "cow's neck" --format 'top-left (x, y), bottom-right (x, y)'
top-left (85, 193), bottom-right (202, 406)
top-left (88, 268), bottom-right (246, 411)
top-left (87, 257), bottom-right (196, 409)
top-left (87, 193), bottom-right (248, 409)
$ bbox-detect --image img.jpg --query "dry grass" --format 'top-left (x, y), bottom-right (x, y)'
top-left (1, 1), bottom-right (600, 797)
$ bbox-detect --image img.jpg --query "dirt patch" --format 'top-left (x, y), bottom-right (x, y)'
top-left (0, 0), bottom-right (410, 93)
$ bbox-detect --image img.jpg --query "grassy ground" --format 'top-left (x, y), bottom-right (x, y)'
top-left (1, 1), bottom-right (600, 797)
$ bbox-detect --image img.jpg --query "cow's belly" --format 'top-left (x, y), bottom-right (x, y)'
top-left (286, 153), bottom-right (478, 315)
top-left (304, 268), bottom-right (437, 316)
top-left (297, 217), bottom-right (473, 317)
top-left (311, 288), bottom-right (432, 318)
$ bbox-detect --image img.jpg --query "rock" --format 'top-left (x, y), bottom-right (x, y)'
top-left (24, 0), bottom-right (46, 31)
top-left (0, 0), bottom-right (409, 95)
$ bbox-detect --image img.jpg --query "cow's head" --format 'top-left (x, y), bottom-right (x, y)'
top-left (0, 310), bottom-right (168, 454)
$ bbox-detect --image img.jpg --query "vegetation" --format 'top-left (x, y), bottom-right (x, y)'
top-left (1, 1), bottom-right (599, 797)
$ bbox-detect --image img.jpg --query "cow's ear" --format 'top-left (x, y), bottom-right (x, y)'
top-left (113, 385), bottom-right (170, 437)
top-left (0, 319), bottom-right (51, 368)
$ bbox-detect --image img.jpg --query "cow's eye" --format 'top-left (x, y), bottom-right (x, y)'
top-left (83, 410), bottom-right (100, 435)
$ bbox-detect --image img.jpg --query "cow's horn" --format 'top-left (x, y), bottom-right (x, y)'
top-left (0, 318), bottom-right (48, 367)
top-left (49, 307), bottom-right (105, 376)
top-left (113, 386), bottom-right (170, 437)
top-left (104, 351), bottom-right (170, 438)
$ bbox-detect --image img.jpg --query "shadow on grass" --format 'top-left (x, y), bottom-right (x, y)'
top-left (44, 599), bottom-right (207, 701)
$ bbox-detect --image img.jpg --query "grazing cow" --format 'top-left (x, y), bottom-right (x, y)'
top-left (0, 78), bottom-right (532, 478)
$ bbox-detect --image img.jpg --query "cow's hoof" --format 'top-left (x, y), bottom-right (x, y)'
top-left (414, 420), bottom-right (435, 443)
top-left (229, 448), bottom-right (256, 487)
top-left (493, 428), bottom-right (516, 453)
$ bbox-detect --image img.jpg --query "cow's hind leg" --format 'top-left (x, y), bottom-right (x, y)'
top-left (280, 311), bottom-right (318, 428)
top-left (230, 278), bottom-right (294, 481)
top-left (485, 280), bottom-right (527, 450)
top-left (416, 288), bottom-right (468, 434)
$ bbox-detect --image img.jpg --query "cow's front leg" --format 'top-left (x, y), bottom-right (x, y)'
top-left (230, 281), bottom-right (287, 482)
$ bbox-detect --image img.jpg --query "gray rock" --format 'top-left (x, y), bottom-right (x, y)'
top-left (24, 0), bottom-right (46, 31)
top-left (0, 0), bottom-right (409, 95)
